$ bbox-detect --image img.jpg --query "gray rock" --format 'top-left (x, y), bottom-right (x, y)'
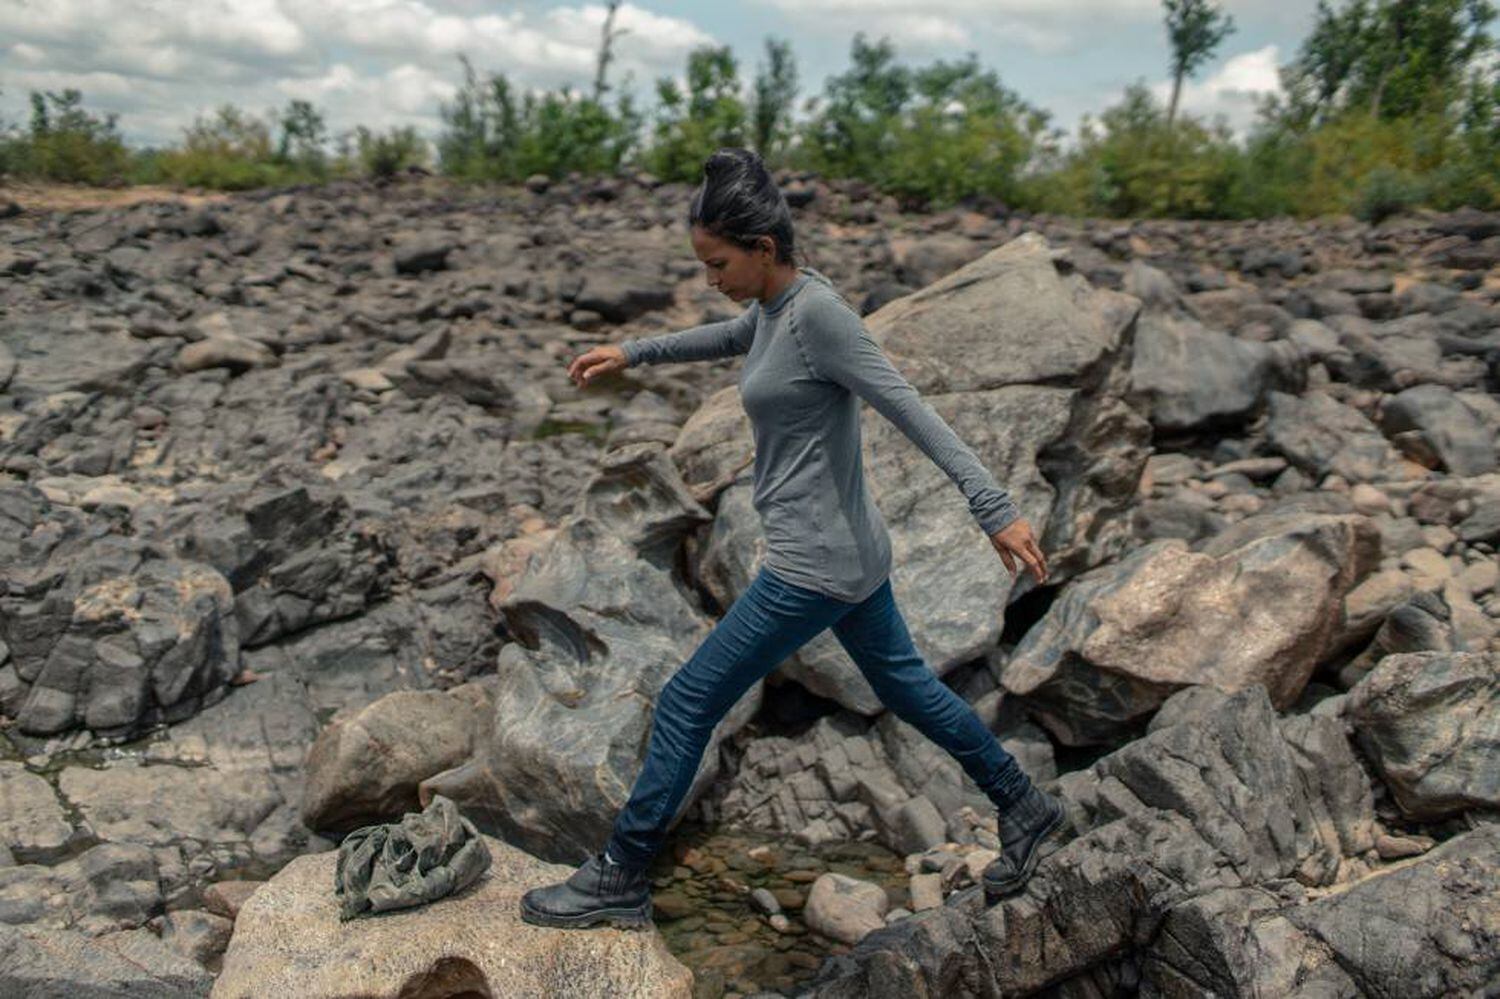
top-left (1143, 823), bottom-right (1500, 996)
top-left (158, 909), bottom-right (234, 968)
top-left (392, 236), bottom-right (454, 275)
top-left (1266, 389), bottom-right (1408, 483)
top-left (1129, 311), bottom-right (1305, 431)
top-left (1345, 650), bottom-right (1500, 819)
top-left (800, 684), bottom-right (1376, 995)
top-left (0, 924), bottom-right (212, 998)
top-left (571, 270), bottom-right (675, 324)
top-left (0, 763), bottom-right (74, 865)
top-left (422, 478), bottom-right (743, 864)
top-left (0, 843), bottom-right (162, 934)
top-left (892, 234), bottom-right (989, 289)
top-left (1, 533), bottom-right (241, 738)
top-left (0, 315), bottom-right (168, 406)
top-left (706, 689), bottom-right (1053, 855)
top-left (1380, 383), bottom-right (1498, 475)
top-left (1339, 589), bottom-right (1455, 688)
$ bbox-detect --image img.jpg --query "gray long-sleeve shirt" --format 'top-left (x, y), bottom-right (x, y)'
top-left (619, 266), bottom-right (1020, 603)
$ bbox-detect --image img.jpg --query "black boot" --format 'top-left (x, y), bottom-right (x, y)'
top-left (982, 782), bottom-right (1066, 901)
top-left (519, 851), bottom-right (654, 930)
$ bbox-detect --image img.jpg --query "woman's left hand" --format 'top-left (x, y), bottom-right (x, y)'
top-left (988, 518), bottom-right (1048, 584)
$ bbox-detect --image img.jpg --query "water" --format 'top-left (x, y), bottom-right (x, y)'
top-left (650, 818), bottom-right (913, 999)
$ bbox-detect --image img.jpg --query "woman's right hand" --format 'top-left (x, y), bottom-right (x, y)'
top-left (567, 345), bottom-right (627, 389)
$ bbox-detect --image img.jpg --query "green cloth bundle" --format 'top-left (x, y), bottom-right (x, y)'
top-left (333, 793), bottom-right (491, 921)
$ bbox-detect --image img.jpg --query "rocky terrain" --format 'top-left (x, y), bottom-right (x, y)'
top-left (1, 171), bottom-right (1497, 997)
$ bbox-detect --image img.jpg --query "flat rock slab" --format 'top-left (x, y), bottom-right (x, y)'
top-left (212, 834), bottom-right (692, 999)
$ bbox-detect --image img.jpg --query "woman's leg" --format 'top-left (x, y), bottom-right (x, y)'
top-left (605, 566), bottom-right (855, 869)
top-left (830, 577), bottom-right (1032, 808)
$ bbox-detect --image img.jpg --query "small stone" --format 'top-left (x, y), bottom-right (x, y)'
top-left (1375, 832), bottom-right (1435, 859)
top-left (1350, 483), bottom-right (1392, 516)
top-left (962, 848), bottom-right (999, 882)
top-left (908, 872), bottom-right (943, 911)
top-left (202, 880), bottom-right (265, 921)
top-left (749, 888), bottom-right (781, 915)
top-left (1457, 558), bottom-right (1497, 597)
top-left (652, 890), bottom-right (696, 921)
top-left (770, 887), bottom-right (804, 910)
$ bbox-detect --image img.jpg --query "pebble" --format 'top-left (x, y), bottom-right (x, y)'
top-left (908, 872), bottom-right (944, 911)
top-left (749, 888), bottom-right (781, 915)
top-left (1375, 832), bottom-right (1436, 859)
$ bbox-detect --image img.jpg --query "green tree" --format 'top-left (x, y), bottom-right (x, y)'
top-left (800, 33), bottom-right (911, 181)
top-left (437, 53), bottom-right (642, 180)
top-left (352, 124), bottom-right (430, 179)
top-left (749, 37), bottom-right (799, 163)
top-left (1030, 80), bottom-right (1242, 218)
top-left (276, 98), bottom-right (328, 177)
top-left (16, 88), bottom-right (131, 183)
top-left (1162, 0), bottom-right (1237, 128)
top-left (642, 44), bottom-right (748, 181)
top-left (795, 35), bottom-right (1049, 209)
top-left (1272, 0), bottom-right (1496, 125)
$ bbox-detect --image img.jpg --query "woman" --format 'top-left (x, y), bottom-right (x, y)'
top-left (519, 148), bottom-right (1064, 931)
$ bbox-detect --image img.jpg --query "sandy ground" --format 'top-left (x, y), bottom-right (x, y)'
top-left (1, 180), bottom-right (235, 213)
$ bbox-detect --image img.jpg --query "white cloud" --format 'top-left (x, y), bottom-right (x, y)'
top-left (1148, 43), bottom-right (1283, 138)
top-left (0, 0), bottom-right (713, 146)
top-left (9, 43), bottom-right (47, 66)
top-left (752, 0), bottom-right (1156, 56)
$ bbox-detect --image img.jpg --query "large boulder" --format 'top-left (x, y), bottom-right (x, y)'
top-left (1345, 650), bottom-right (1500, 819)
top-left (674, 231), bottom-right (1151, 714)
top-left (1379, 383), bottom-right (1499, 475)
top-left (1128, 310), bottom-right (1305, 432)
top-left (800, 684), bottom-right (1381, 996)
top-left (0, 532), bottom-right (241, 738)
top-left (211, 834), bottom-right (692, 999)
top-left (1144, 822), bottom-right (1500, 996)
top-left (301, 683), bottom-right (494, 835)
top-left (421, 445), bottom-right (750, 865)
top-left (1265, 389), bottom-right (1414, 484)
top-left (1001, 510), bottom-right (1381, 745)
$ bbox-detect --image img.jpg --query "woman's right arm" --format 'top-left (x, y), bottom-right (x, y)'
top-left (618, 304), bottom-right (759, 367)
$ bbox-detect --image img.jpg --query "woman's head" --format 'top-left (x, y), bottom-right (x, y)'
top-left (688, 148), bottom-right (798, 301)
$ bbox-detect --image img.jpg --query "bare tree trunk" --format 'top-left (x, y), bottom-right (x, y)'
top-left (1167, 69), bottom-right (1184, 129)
top-left (593, 0), bottom-right (624, 102)
top-left (1166, 67), bottom-right (1184, 214)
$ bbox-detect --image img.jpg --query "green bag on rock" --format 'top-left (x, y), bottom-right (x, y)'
top-left (333, 793), bottom-right (491, 921)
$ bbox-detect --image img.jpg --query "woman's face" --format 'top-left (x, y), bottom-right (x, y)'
top-left (691, 225), bottom-right (774, 303)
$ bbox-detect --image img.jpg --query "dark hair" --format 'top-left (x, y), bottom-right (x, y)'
top-left (688, 147), bottom-right (798, 265)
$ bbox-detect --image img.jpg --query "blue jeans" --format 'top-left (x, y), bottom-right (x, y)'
top-left (605, 564), bottom-right (1034, 869)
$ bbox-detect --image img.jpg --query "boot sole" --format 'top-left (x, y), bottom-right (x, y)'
top-left (982, 800), bottom-right (1066, 902)
top-left (519, 895), bottom-right (653, 930)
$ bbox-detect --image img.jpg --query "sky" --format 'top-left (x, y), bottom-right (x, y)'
top-left (0, 1), bottom-right (1330, 154)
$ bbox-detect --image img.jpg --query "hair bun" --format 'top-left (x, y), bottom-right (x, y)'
top-left (704, 148), bottom-right (760, 184)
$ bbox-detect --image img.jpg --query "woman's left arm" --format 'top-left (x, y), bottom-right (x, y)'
top-left (790, 292), bottom-right (1021, 537)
